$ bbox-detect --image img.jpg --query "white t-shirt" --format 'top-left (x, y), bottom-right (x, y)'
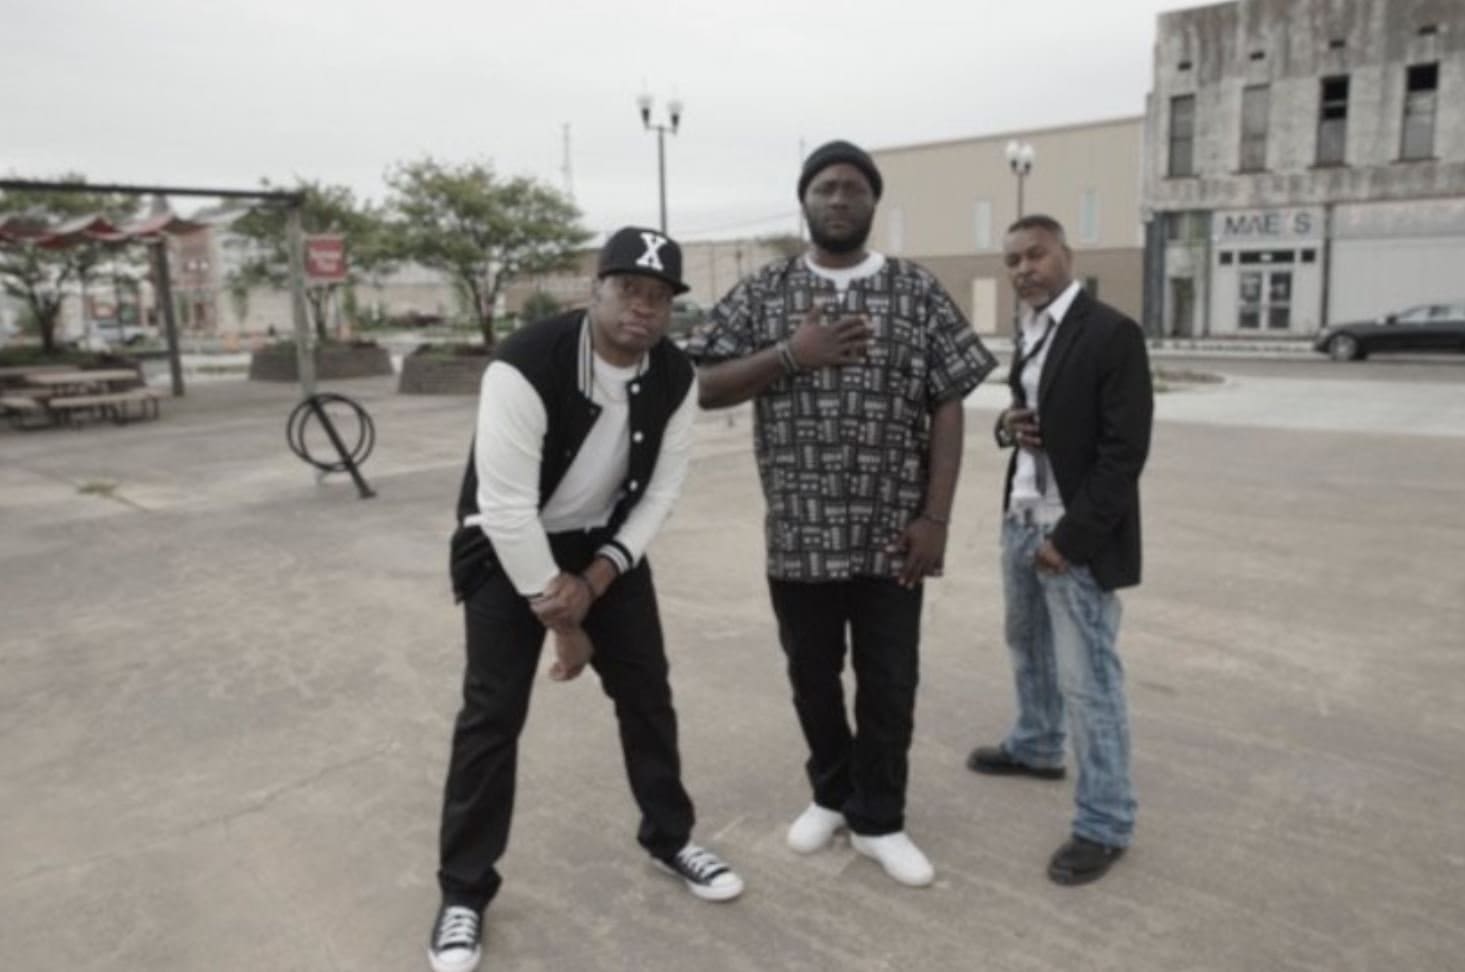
top-left (465, 324), bottom-right (697, 596)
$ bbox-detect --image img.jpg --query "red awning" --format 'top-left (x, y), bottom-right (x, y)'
top-left (0, 212), bottom-right (207, 248)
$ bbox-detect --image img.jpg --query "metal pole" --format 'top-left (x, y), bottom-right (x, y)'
top-left (286, 206), bottom-right (316, 397)
top-left (1011, 172), bottom-right (1025, 332)
top-left (657, 127), bottom-right (668, 233)
top-left (150, 241), bottom-right (186, 397)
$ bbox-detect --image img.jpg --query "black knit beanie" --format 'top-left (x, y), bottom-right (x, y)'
top-left (797, 140), bottom-right (883, 201)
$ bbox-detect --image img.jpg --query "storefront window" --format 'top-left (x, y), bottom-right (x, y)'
top-left (1267, 272), bottom-right (1292, 329)
top-left (1234, 260), bottom-right (1294, 331)
top-left (1239, 272), bottom-right (1263, 329)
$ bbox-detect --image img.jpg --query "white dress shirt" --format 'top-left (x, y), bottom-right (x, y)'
top-left (1009, 279), bottom-right (1082, 514)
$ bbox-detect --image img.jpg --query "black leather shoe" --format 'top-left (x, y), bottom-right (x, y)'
top-left (1047, 835), bottom-right (1126, 886)
top-left (966, 745), bottom-right (1066, 780)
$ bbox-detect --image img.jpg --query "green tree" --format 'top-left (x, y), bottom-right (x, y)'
top-left (521, 289), bottom-right (562, 323)
top-left (385, 158), bottom-right (590, 348)
top-left (226, 179), bottom-right (393, 342)
top-left (0, 176), bottom-right (140, 355)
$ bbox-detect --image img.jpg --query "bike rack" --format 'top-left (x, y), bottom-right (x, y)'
top-left (286, 393), bottom-right (376, 499)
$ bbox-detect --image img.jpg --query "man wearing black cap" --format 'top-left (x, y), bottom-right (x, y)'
top-left (687, 142), bottom-right (997, 888)
top-left (428, 227), bottom-right (743, 972)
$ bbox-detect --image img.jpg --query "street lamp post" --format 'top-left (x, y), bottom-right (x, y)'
top-left (1004, 139), bottom-right (1035, 219)
top-left (637, 93), bottom-right (683, 234)
top-left (1004, 140), bottom-right (1036, 330)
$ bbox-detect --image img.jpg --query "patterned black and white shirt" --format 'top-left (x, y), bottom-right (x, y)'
top-left (687, 253), bottom-right (997, 581)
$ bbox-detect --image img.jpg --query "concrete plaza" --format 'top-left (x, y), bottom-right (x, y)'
top-left (2, 367), bottom-right (1462, 971)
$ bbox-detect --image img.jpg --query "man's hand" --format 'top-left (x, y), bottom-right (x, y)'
top-left (1002, 407), bottom-right (1043, 451)
top-left (547, 626), bottom-right (594, 682)
top-left (1034, 539), bottom-right (1069, 574)
top-left (787, 304), bottom-right (871, 369)
top-left (887, 516), bottom-right (948, 588)
top-left (530, 572), bottom-right (593, 630)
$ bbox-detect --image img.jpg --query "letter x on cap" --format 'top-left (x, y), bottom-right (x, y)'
top-left (597, 226), bottom-right (689, 294)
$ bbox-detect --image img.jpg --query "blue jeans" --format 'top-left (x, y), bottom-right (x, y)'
top-left (1000, 516), bottom-right (1136, 848)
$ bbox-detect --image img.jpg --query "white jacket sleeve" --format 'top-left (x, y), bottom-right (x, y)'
top-left (471, 361), bottom-right (559, 596)
top-left (596, 376), bottom-right (698, 573)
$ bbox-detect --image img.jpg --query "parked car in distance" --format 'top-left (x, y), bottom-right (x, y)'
top-left (84, 321), bottom-right (156, 348)
top-left (1314, 302), bottom-right (1465, 361)
top-left (669, 298), bottom-right (706, 343)
top-left (387, 311), bottom-right (446, 329)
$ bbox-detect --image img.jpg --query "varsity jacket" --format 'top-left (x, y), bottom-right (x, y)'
top-left (449, 310), bottom-right (696, 601)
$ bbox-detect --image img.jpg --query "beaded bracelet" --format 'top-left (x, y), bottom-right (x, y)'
top-left (776, 339), bottom-right (800, 375)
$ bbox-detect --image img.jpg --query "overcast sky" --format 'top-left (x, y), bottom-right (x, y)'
top-left (4, 0), bottom-right (1192, 242)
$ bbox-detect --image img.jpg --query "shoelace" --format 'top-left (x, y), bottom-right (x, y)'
top-left (435, 907), bottom-right (479, 950)
top-left (676, 845), bottom-right (727, 882)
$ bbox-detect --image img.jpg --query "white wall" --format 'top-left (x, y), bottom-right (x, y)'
top-left (1330, 236), bottom-right (1465, 323)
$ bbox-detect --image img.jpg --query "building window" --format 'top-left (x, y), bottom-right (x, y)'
top-left (1317, 75), bottom-right (1349, 165)
top-left (887, 207), bottom-right (904, 254)
top-left (1169, 94), bottom-right (1196, 177)
top-left (1267, 272), bottom-right (1292, 329)
top-left (1401, 63), bottom-right (1438, 160)
top-left (1239, 272), bottom-right (1262, 329)
top-left (1240, 84), bottom-right (1269, 171)
top-left (1165, 211), bottom-right (1208, 243)
top-left (1078, 190), bottom-right (1099, 243)
top-left (973, 199), bottom-right (992, 251)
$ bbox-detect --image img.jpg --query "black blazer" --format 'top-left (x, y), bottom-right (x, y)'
top-left (997, 289), bottom-right (1153, 590)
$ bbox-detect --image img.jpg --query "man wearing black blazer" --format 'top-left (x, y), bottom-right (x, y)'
top-left (967, 215), bottom-right (1153, 886)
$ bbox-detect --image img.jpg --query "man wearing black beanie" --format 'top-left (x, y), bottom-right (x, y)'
top-left (687, 141), bottom-right (996, 888)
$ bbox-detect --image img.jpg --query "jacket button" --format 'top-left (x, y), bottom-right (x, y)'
top-left (630, 383), bottom-right (640, 394)
top-left (632, 431), bottom-right (644, 443)
top-left (628, 480), bottom-right (639, 491)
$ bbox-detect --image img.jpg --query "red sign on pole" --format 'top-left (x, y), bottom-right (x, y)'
top-left (304, 235), bottom-right (348, 283)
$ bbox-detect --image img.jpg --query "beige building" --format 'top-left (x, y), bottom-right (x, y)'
top-left (508, 237), bottom-right (793, 314)
top-left (870, 117), bottom-right (1145, 334)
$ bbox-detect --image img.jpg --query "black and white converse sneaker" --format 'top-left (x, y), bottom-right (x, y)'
top-left (427, 903), bottom-right (482, 972)
top-left (655, 843), bottom-right (745, 901)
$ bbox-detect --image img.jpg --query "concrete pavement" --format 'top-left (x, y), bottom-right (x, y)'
top-left (2, 369), bottom-right (1462, 971)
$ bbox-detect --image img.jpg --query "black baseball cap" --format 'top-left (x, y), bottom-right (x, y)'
top-left (597, 226), bottom-right (689, 295)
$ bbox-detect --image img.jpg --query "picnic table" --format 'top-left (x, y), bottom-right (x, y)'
top-left (0, 367), bottom-right (160, 429)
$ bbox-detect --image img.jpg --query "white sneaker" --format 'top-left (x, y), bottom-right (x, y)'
top-left (850, 831), bottom-right (935, 887)
top-left (787, 803), bottom-right (846, 853)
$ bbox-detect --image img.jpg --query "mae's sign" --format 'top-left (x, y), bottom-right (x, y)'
top-left (1215, 208), bottom-right (1323, 244)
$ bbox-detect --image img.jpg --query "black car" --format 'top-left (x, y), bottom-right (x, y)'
top-left (1314, 302), bottom-right (1465, 361)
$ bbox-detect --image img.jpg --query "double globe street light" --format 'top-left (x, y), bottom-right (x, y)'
top-left (1005, 140), bottom-right (1036, 329)
top-left (637, 93), bottom-right (683, 234)
top-left (1005, 139), bottom-right (1036, 219)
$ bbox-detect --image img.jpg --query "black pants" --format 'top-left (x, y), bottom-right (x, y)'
top-left (437, 538), bottom-right (694, 911)
top-left (767, 576), bottom-right (923, 835)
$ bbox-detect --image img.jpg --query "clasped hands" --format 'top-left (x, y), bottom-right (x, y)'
top-left (531, 571), bottom-right (596, 682)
